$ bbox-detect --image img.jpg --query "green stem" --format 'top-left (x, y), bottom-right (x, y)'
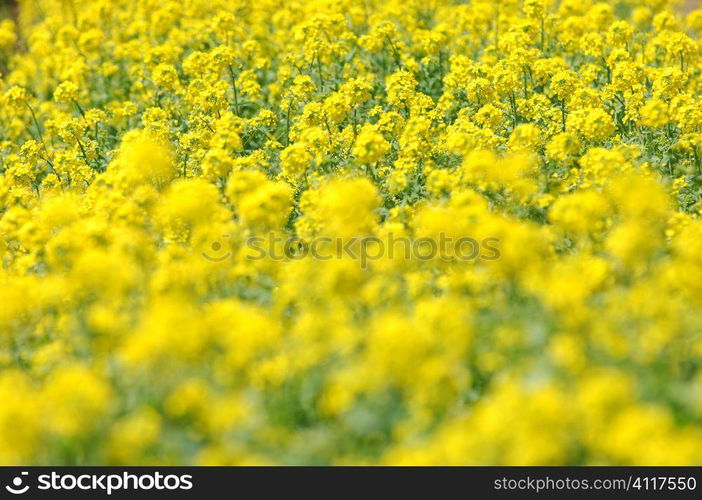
top-left (285, 101), bottom-right (292, 147)
top-left (23, 100), bottom-right (44, 144)
top-left (227, 65), bottom-right (241, 116)
top-left (384, 35), bottom-right (402, 67)
top-left (72, 98), bottom-right (86, 120)
top-left (540, 16), bottom-right (545, 51)
top-left (75, 136), bottom-right (92, 169)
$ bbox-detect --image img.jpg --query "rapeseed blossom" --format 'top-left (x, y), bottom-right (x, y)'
top-left (0, 0), bottom-right (702, 465)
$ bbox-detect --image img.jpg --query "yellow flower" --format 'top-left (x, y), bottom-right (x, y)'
top-left (114, 130), bottom-right (176, 189)
top-left (352, 124), bottom-right (390, 164)
top-left (43, 366), bottom-right (113, 438)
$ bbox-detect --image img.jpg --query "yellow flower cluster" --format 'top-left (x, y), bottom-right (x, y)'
top-left (1, 0), bottom-right (702, 465)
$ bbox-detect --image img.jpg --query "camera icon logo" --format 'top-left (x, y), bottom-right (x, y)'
top-left (201, 234), bottom-right (232, 262)
top-left (5, 472), bottom-right (29, 494)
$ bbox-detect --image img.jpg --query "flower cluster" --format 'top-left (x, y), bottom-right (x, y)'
top-left (1, 0), bottom-right (702, 465)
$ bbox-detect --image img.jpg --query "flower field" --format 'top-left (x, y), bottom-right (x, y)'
top-left (1, 0), bottom-right (702, 465)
